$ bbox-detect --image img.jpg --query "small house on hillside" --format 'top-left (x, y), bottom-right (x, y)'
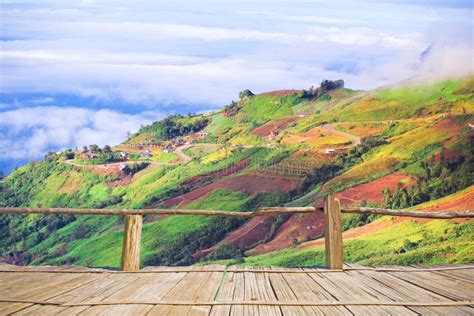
top-left (268, 131), bottom-right (278, 140)
top-left (194, 132), bottom-right (209, 138)
top-left (81, 153), bottom-right (96, 159)
top-left (325, 148), bottom-right (336, 155)
top-left (469, 122), bottom-right (474, 129)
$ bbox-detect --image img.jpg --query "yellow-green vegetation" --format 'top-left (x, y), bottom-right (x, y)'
top-left (151, 150), bottom-right (178, 163)
top-left (239, 218), bottom-right (473, 267)
top-left (237, 95), bottom-right (298, 124)
top-left (183, 144), bottom-right (221, 159)
top-left (1, 77), bottom-right (473, 268)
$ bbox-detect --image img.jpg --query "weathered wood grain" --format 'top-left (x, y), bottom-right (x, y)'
top-left (0, 265), bottom-right (472, 315)
top-left (325, 194), bottom-right (343, 270)
top-left (121, 214), bottom-right (143, 272)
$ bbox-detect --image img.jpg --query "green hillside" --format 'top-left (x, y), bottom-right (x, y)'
top-left (1, 78), bottom-right (473, 268)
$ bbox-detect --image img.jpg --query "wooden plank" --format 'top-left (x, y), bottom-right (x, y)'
top-left (1, 265), bottom-right (473, 315)
top-left (11, 273), bottom-right (115, 315)
top-left (325, 194), bottom-right (343, 270)
top-left (270, 267), bottom-right (330, 315)
top-left (211, 271), bottom-right (235, 316)
top-left (28, 273), bottom-right (140, 315)
top-left (246, 267), bottom-right (281, 316)
top-left (69, 272), bottom-right (184, 315)
top-left (147, 266), bottom-right (222, 315)
top-left (121, 214), bottom-right (143, 272)
top-left (286, 269), bottom-right (351, 315)
top-left (308, 271), bottom-right (394, 315)
top-left (0, 272), bottom-right (101, 301)
top-left (388, 269), bottom-right (474, 301)
top-left (350, 267), bottom-right (473, 315)
top-left (414, 264), bottom-right (474, 285)
top-left (0, 303), bottom-right (33, 315)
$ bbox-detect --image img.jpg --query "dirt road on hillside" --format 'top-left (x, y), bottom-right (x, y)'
top-left (321, 123), bottom-right (362, 146)
top-left (174, 145), bottom-right (193, 162)
top-left (64, 160), bottom-right (169, 168)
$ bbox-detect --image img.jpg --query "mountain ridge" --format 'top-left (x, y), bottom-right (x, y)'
top-left (0, 76), bottom-right (473, 268)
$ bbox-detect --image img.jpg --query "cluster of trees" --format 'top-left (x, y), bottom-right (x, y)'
top-left (222, 90), bottom-right (254, 117)
top-left (383, 147), bottom-right (474, 209)
top-left (337, 136), bottom-right (387, 167)
top-left (239, 89), bottom-right (254, 99)
top-left (82, 144), bottom-right (112, 153)
top-left (204, 243), bottom-right (244, 262)
top-left (142, 217), bottom-right (244, 266)
top-left (302, 79), bottom-right (344, 99)
top-left (138, 115), bottom-right (209, 140)
top-left (79, 148), bottom-right (124, 164)
top-left (223, 101), bottom-right (239, 117)
top-left (122, 162), bottom-right (149, 175)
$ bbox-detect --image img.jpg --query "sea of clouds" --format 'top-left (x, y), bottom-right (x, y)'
top-left (0, 0), bottom-right (472, 173)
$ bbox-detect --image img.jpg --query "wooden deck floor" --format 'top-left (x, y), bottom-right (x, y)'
top-left (0, 263), bottom-right (473, 315)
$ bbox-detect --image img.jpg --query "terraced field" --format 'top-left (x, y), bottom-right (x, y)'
top-left (1, 77), bottom-right (473, 269)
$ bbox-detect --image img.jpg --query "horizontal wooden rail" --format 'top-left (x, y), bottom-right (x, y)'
top-left (0, 207), bottom-right (317, 217)
top-left (0, 206), bottom-right (472, 218)
top-left (0, 204), bottom-right (472, 272)
top-left (341, 207), bottom-right (474, 219)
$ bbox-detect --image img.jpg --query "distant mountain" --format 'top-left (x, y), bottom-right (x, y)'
top-left (1, 77), bottom-right (473, 268)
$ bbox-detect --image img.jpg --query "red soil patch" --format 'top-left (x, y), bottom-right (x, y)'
top-left (335, 172), bottom-right (415, 206)
top-left (433, 117), bottom-right (464, 145)
top-left (301, 187), bottom-right (474, 249)
top-left (248, 172), bottom-right (413, 255)
top-left (161, 172), bottom-right (300, 208)
top-left (181, 158), bottom-right (251, 186)
top-left (192, 217), bottom-right (276, 260)
top-left (259, 89), bottom-right (299, 97)
top-left (249, 212), bottom-right (326, 255)
top-left (104, 175), bottom-right (132, 188)
top-left (433, 117), bottom-right (463, 134)
top-left (251, 116), bottom-right (298, 137)
top-left (430, 117), bottom-right (469, 161)
top-left (432, 148), bottom-right (462, 163)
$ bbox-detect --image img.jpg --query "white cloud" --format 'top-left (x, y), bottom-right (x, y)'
top-left (0, 106), bottom-right (163, 160)
top-left (416, 42), bottom-right (474, 81)
top-left (283, 15), bottom-right (356, 25)
top-left (0, 0), bottom-right (472, 171)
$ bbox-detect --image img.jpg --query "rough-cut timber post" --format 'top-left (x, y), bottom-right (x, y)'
top-left (121, 215), bottom-right (143, 272)
top-left (325, 194), bottom-right (343, 270)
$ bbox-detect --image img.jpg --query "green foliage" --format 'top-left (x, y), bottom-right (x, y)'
top-left (237, 94), bottom-right (300, 124)
top-left (135, 115), bottom-right (208, 140)
top-left (74, 151), bottom-right (124, 165)
top-left (384, 142), bottom-right (474, 209)
top-left (242, 217), bottom-right (474, 267)
top-left (204, 243), bottom-right (244, 261)
top-left (239, 89), bottom-right (254, 99)
top-left (1, 77), bottom-right (473, 268)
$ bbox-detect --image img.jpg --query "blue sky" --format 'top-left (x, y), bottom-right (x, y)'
top-left (0, 0), bottom-right (472, 173)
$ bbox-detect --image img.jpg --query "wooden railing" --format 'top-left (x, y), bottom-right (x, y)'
top-left (0, 195), bottom-right (472, 271)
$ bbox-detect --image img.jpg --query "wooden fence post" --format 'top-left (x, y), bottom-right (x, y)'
top-left (121, 215), bottom-right (143, 271)
top-left (324, 194), bottom-right (343, 270)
